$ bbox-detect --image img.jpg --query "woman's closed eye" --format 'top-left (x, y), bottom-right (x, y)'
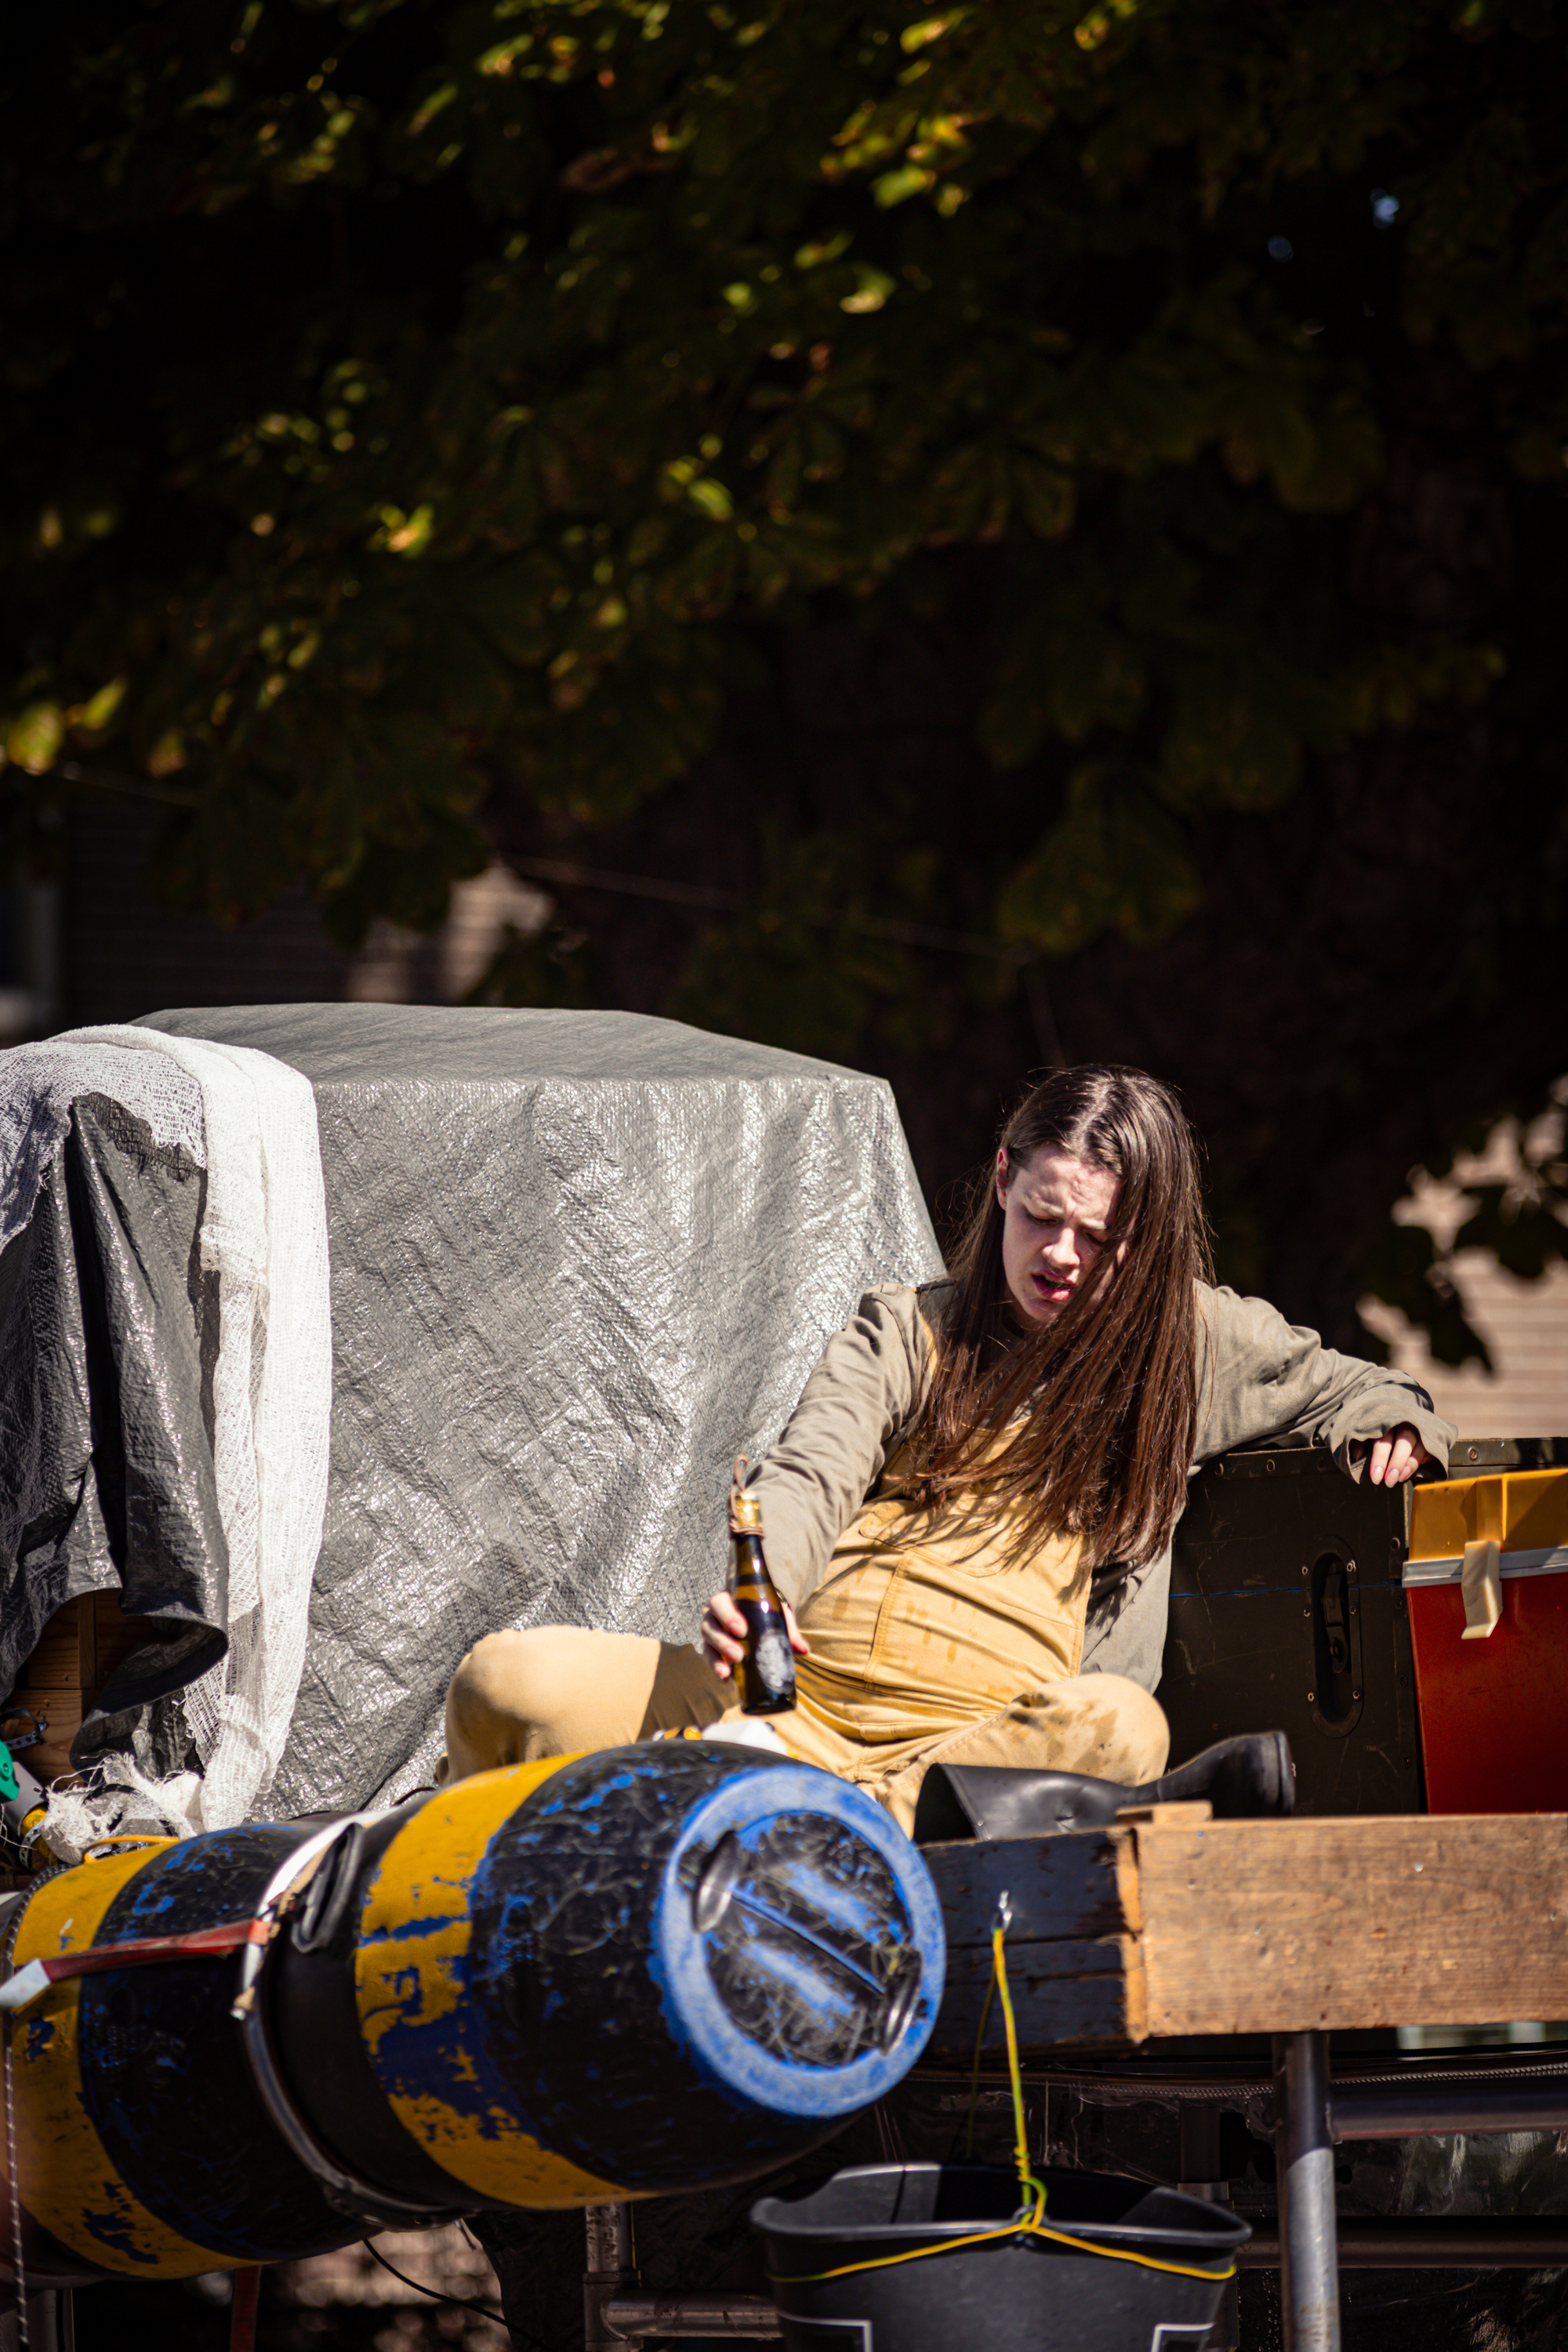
top-left (1027, 1211), bottom-right (1105, 1251)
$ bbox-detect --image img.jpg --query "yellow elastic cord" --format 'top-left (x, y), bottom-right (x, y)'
top-left (772, 2211), bottom-right (1237, 2288)
top-left (772, 1917), bottom-right (1236, 2290)
top-left (993, 1922), bottom-right (1051, 2214)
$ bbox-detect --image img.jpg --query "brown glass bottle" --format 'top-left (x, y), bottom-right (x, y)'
top-left (729, 1467), bottom-right (797, 1716)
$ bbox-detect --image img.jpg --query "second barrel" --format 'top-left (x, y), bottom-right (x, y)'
top-left (273, 1740), bottom-right (947, 2208)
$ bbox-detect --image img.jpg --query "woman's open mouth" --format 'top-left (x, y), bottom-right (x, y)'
top-left (1032, 1272), bottom-right (1073, 1303)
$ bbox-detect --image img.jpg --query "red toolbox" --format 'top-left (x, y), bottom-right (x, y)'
top-left (1406, 1448), bottom-right (1568, 1814)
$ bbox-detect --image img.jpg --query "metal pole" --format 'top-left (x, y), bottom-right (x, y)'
top-left (1274, 2033), bottom-right (1340, 2352)
top-left (1329, 2080), bottom-right (1568, 2138)
top-left (1238, 2216), bottom-right (1568, 2268)
top-left (584, 2201), bottom-right (639, 2352)
top-left (601, 2295), bottom-right (781, 2338)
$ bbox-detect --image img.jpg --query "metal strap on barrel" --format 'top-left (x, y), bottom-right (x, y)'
top-left (232, 1811), bottom-right (470, 2232)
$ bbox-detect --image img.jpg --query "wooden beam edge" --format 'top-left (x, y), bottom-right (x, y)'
top-left (1112, 1822), bottom-right (1143, 1935)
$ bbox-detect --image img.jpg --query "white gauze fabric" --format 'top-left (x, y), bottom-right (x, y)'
top-left (59, 1025), bottom-right (333, 1828)
top-left (0, 1040), bottom-right (207, 1250)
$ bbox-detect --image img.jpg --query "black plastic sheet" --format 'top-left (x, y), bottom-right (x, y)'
top-left (0, 1093), bottom-right (227, 1773)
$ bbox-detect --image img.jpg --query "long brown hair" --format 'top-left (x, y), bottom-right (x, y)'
top-left (912, 1066), bottom-right (1212, 1573)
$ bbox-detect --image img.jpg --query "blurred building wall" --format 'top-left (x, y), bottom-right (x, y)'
top-left (1359, 1102), bottom-right (1568, 1439)
top-left (60, 795), bottom-right (350, 1024)
top-left (2, 796), bottom-right (548, 1035)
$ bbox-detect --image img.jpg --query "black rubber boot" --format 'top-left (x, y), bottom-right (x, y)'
top-left (912, 1730), bottom-right (1295, 1845)
top-left (1138, 1728), bottom-right (1295, 1820)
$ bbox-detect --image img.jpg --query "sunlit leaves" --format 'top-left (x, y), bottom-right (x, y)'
top-left (902, 16), bottom-right (969, 55)
top-left (371, 505), bottom-right (436, 557)
top-left (146, 728), bottom-right (188, 778)
top-left (687, 477), bottom-right (734, 519)
top-left (873, 165), bottom-right (936, 206)
top-left (74, 678), bottom-right (126, 735)
top-left (835, 263), bottom-right (889, 313)
top-left (4, 705), bottom-right (64, 776)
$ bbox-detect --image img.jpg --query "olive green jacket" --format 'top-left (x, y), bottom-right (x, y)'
top-left (751, 1280), bottom-right (1456, 1693)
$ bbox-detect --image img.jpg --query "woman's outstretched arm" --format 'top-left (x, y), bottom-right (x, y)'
top-left (1192, 1282), bottom-right (1456, 1478)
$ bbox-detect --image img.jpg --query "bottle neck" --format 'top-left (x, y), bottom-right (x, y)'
top-left (732, 1531), bottom-right (772, 1591)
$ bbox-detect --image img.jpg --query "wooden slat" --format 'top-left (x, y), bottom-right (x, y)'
top-left (930, 1935), bottom-right (1147, 2057)
top-left (922, 1826), bottom-right (1140, 1947)
top-left (2, 1591), bottom-right (161, 1788)
top-left (939, 1937), bottom-right (1135, 1991)
top-left (1138, 1814), bottom-right (1568, 2037)
top-left (19, 1602), bottom-right (85, 1690)
top-left (2, 1686), bottom-right (85, 1787)
top-left (925, 1828), bottom-right (1146, 2056)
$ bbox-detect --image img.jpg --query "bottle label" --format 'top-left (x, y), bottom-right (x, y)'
top-left (750, 1628), bottom-right (795, 1699)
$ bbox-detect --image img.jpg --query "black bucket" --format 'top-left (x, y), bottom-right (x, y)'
top-left (753, 2163), bottom-right (1250, 2352)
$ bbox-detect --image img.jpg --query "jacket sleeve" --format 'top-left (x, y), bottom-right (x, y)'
top-left (1193, 1283), bottom-right (1457, 1475)
top-left (749, 1284), bottom-right (941, 1610)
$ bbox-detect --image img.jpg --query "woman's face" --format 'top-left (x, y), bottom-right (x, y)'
top-left (996, 1145), bottom-right (1123, 1327)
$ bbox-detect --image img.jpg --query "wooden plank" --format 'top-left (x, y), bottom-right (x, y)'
top-left (1138, 1814), bottom-right (1568, 2036)
top-left (2, 1591), bottom-right (160, 1788)
top-left (928, 1935), bottom-right (1146, 2056)
top-left (1, 1680), bottom-right (84, 1788)
top-left (924, 1829), bottom-right (1146, 2056)
top-left (18, 1601), bottom-right (85, 1690)
top-left (941, 1936), bottom-right (1136, 1995)
top-left (921, 1827), bottom-right (1140, 1947)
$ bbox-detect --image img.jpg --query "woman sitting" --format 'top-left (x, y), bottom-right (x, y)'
top-left (445, 1066), bottom-right (1453, 1830)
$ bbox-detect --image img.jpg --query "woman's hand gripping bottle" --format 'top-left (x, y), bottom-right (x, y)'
top-left (729, 1457), bottom-right (797, 1716)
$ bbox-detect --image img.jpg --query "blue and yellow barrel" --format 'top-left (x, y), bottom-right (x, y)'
top-left (4, 1743), bottom-right (945, 2280)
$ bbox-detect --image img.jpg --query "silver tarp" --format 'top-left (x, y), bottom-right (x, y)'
top-left (1, 1004), bottom-right (943, 1818)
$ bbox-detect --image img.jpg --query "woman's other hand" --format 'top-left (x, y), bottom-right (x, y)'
top-left (1352, 1424), bottom-right (1434, 1486)
top-left (701, 1591), bottom-right (810, 1679)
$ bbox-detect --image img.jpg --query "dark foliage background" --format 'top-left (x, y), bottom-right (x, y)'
top-left (4, 0), bottom-right (1567, 1347)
